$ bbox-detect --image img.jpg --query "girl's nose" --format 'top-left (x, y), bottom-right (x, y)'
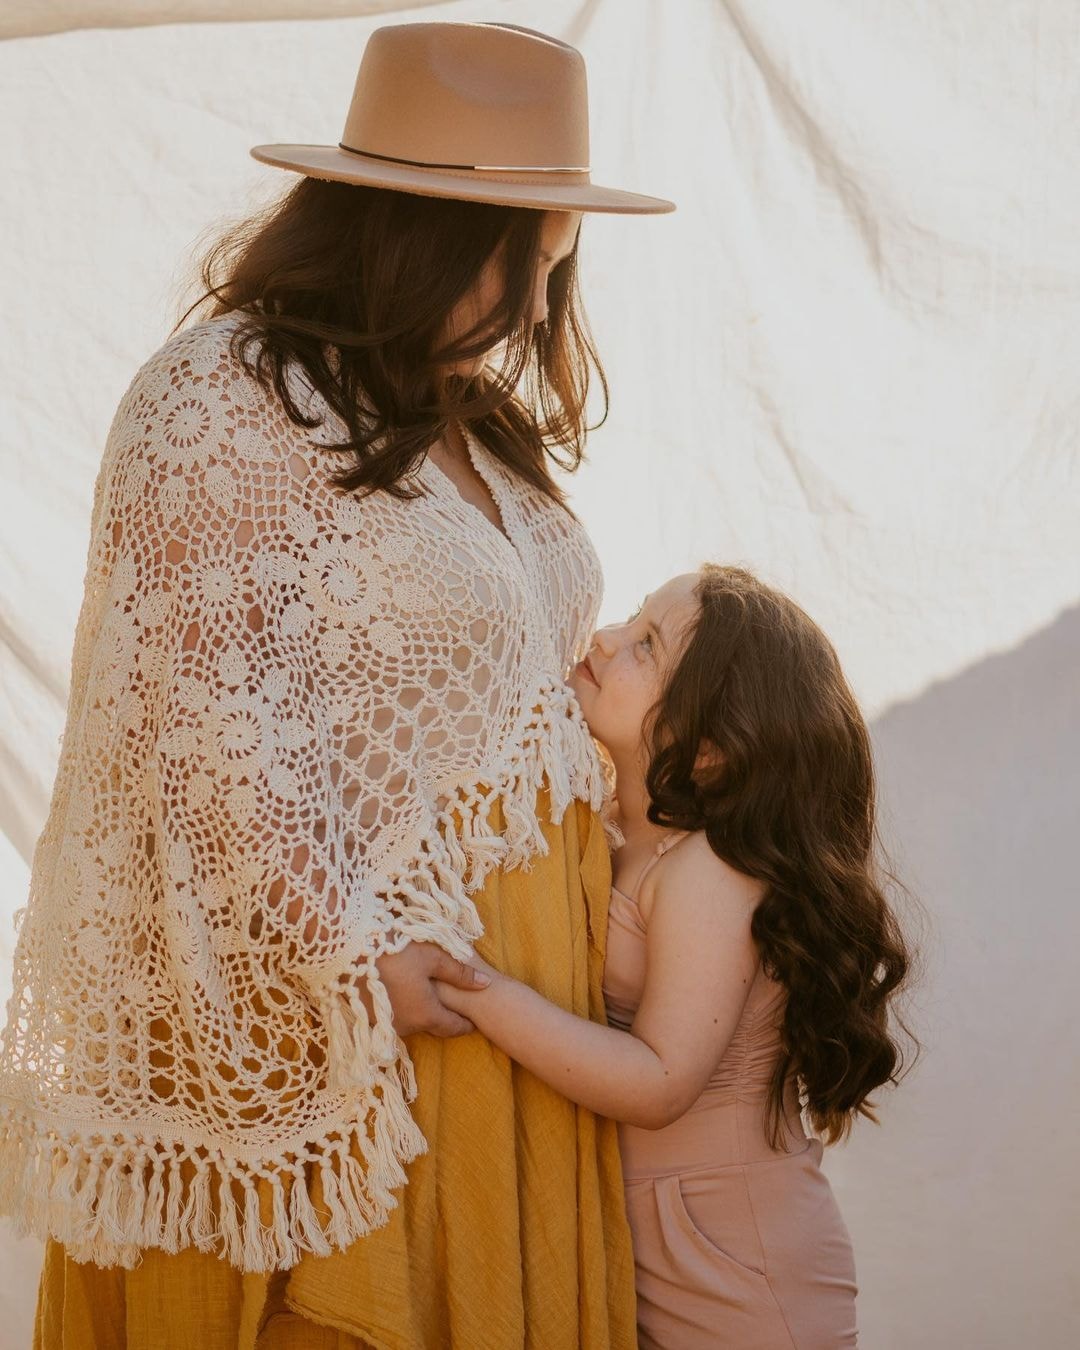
top-left (592, 626), bottom-right (616, 656)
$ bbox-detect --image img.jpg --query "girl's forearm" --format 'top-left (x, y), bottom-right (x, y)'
top-left (436, 971), bottom-right (678, 1129)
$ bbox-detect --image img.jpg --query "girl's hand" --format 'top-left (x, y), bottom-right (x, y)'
top-left (433, 951), bottom-right (503, 1025)
top-left (460, 951), bottom-right (500, 983)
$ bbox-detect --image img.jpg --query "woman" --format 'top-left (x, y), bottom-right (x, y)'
top-left (0, 21), bottom-right (674, 1350)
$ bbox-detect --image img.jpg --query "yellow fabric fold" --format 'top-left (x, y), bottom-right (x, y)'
top-left (34, 788), bottom-right (638, 1350)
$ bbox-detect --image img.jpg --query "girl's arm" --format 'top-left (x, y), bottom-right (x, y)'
top-left (437, 835), bottom-right (762, 1129)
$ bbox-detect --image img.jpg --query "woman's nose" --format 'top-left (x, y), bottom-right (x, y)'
top-left (531, 274), bottom-right (550, 328)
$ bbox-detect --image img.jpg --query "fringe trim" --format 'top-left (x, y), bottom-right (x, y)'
top-left (302, 675), bottom-right (607, 1094)
top-left (0, 675), bottom-right (607, 1272)
top-left (0, 1069), bottom-right (424, 1273)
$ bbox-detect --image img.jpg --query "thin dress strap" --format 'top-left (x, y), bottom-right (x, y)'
top-left (623, 830), bottom-right (692, 903)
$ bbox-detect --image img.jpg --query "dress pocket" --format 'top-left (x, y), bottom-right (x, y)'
top-left (657, 1169), bottom-right (769, 1280)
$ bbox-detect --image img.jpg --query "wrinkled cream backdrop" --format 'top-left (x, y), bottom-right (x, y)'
top-left (2, 2), bottom-right (1077, 1345)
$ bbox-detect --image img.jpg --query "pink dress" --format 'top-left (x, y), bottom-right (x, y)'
top-left (603, 832), bottom-right (859, 1349)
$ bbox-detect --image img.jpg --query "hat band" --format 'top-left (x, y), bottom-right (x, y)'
top-left (338, 142), bottom-right (590, 174)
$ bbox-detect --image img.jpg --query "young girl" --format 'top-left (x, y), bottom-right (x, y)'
top-left (438, 564), bottom-right (914, 1349)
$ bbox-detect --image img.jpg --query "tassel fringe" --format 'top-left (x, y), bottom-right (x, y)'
top-left (0, 676), bottom-right (604, 1272)
top-left (0, 1068), bottom-right (425, 1273)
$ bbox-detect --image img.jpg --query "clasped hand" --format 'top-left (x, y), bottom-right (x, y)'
top-left (374, 941), bottom-right (494, 1038)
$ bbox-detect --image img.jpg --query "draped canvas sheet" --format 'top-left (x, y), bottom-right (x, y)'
top-left (0, 0), bottom-right (451, 41)
top-left (1, 0), bottom-right (1076, 1345)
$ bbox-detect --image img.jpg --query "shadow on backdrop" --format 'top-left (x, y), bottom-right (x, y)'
top-left (827, 601), bottom-right (1080, 1350)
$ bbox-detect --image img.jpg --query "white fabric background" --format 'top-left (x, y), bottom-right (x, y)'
top-left (2, 1), bottom-right (1077, 1345)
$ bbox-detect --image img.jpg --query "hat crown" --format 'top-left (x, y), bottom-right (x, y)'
top-left (340, 23), bottom-right (590, 172)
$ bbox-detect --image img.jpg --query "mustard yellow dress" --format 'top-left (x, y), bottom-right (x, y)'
top-left (33, 785), bottom-right (637, 1350)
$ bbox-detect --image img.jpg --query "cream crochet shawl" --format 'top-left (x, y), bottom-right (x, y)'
top-left (0, 316), bottom-right (606, 1271)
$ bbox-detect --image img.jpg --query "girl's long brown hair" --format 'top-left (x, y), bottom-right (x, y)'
top-left (645, 565), bottom-right (918, 1146)
top-left (179, 176), bottom-right (607, 503)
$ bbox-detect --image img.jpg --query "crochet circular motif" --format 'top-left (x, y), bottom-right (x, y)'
top-left (300, 536), bottom-right (388, 629)
top-left (162, 397), bottom-right (212, 451)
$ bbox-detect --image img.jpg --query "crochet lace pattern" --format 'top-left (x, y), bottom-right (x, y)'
top-left (0, 316), bottom-right (605, 1271)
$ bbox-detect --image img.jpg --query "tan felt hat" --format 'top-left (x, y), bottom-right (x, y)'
top-left (250, 21), bottom-right (675, 215)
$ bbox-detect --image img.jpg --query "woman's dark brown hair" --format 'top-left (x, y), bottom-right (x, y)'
top-left (180, 176), bottom-right (607, 503)
top-left (645, 565), bottom-right (918, 1146)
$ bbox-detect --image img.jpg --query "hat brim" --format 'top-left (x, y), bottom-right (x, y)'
top-left (250, 144), bottom-right (675, 215)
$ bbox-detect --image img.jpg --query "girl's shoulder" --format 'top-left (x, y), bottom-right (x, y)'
top-left (637, 829), bottom-right (764, 928)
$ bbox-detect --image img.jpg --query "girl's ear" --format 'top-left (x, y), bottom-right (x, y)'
top-left (693, 738), bottom-right (725, 779)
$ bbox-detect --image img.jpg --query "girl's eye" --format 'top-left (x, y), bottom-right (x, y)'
top-left (636, 632), bottom-right (654, 656)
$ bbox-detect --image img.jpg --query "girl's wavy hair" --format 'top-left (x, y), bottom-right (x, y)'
top-left (645, 565), bottom-right (919, 1146)
top-left (179, 176), bottom-right (607, 505)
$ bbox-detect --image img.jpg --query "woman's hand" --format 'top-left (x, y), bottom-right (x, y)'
top-left (375, 941), bottom-right (491, 1038)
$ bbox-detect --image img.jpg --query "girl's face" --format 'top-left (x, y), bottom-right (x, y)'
top-left (570, 573), bottom-right (701, 760)
top-left (442, 210), bottom-right (582, 379)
